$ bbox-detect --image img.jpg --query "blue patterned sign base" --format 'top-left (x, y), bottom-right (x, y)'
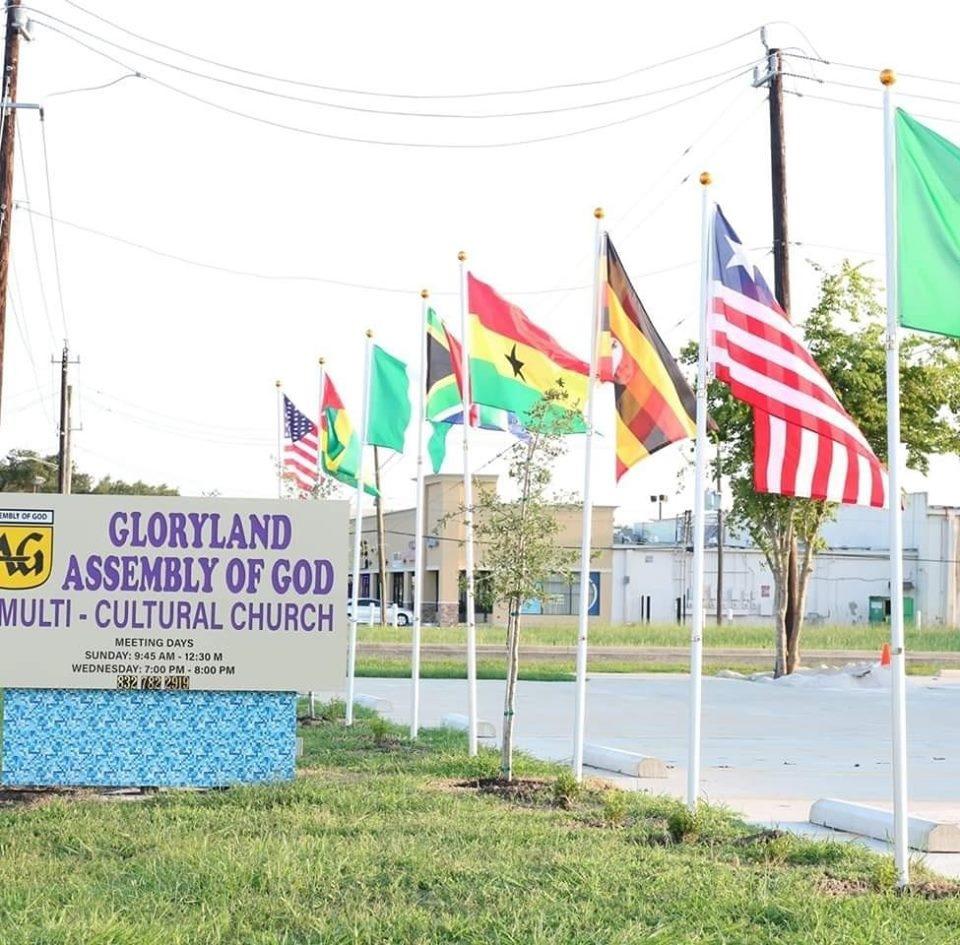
top-left (1, 689), bottom-right (297, 788)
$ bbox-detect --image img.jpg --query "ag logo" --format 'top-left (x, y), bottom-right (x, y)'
top-left (0, 509), bottom-right (54, 590)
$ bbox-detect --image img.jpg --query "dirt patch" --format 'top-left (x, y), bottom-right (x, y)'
top-left (817, 877), bottom-right (874, 897)
top-left (455, 777), bottom-right (555, 805)
top-left (733, 829), bottom-right (787, 847)
top-left (818, 876), bottom-right (960, 899)
top-left (0, 787), bottom-right (153, 810)
top-left (905, 880), bottom-right (960, 900)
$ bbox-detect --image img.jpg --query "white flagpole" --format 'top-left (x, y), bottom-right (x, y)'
top-left (457, 251), bottom-right (479, 757)
top-left (571, 207), bottom-right (605, 781)
top-left (881, 68), bottom-right (910, 888)
top-left (345, 330), bottom-right (374, 727)
top-left (276, 380), bottom-right (284, 498)
top-left (411, 290), bottom-right (429, 739)
top-left (310, 357), bottom-right (326, 720)
top-left (687, 171), bottom-right (714, 810)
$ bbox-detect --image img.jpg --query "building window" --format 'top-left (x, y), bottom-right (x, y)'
top-left (526, 572), bottom-right (601, 617)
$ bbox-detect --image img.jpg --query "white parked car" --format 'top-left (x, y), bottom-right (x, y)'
top-left (347, 597), bottom-right (413, 627)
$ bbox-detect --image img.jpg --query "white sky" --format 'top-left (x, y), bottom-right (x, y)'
top-left (2, 0), bottom-right (959, 522)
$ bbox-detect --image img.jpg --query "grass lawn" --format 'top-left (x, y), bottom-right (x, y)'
top-left (359, 621), bottom-right (960, 653)
top-left (0, 704), bottom-right (956, 943)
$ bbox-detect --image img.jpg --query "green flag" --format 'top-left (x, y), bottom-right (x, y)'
top-left (367, 345), bottom-right (411, 452)
top-left (427, 421), bottom-right (451, 474)
top-left (897, 109), bottom-right (960, 337)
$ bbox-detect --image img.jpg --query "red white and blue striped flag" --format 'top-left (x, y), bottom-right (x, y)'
top-left (282, 394), bottom-right (319, 493)
top-left (708, 206), bottom-right (887, 508)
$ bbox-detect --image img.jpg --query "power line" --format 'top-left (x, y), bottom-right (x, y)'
top-left (792, 90), bottom-right (960, 127)
top-left (45, 70), bottom-right (142, 99)
top-left (6, 268), bottom-right (53, 426)
top-left (14, 131), bottom-right (56, 348)
top-left (38, 113), bottom-right (69, 342)
top-left (27, 11), bottom-right (766, 120)
top-left (37, 21), bottom-right (758, 149)
top-left (55, 1), bottom-right (763, 101)
top-left (12, 204), bottom-right (715, 297)
top-left (785, 50), bottom-right (960, 89)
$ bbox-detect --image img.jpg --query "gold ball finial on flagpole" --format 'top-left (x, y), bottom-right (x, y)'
top-left (275, 379), bottom-right (281, 388)
top-left (880, 68), bottom-right (896, 87)
top-left (594, 207), bottom-right (604, 219)
top-left (699, 171), bottom-right (712, 186)
top-left (457, 250), bottom-right (467, 262)
top-left (420, 288), bottom-right (429, 299)
top-left (366, 329), bottom-right (373, 338)
top-left (318, 357), bottom-right (325, 366)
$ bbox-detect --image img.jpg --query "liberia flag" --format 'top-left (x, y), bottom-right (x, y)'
top-left (708, 206), bottom-right (887, 508)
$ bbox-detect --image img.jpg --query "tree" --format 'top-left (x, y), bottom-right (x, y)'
top-left (0, 449), bottom-right (179, 495)
top-left (464, 389), bottom-right (578, 781)
top-left (686, 262), bottom-right (960, 675)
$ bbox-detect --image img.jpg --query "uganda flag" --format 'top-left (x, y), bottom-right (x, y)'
top-left (320, 375), bottom-right (378, 497)
top-left (602, 235), bottom-right (697, 480)
top-left (468, 273), bottom-right (588, 429)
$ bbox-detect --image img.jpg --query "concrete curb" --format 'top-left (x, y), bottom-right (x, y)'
top-left (810, 798), bottom-right (960, 852)
top-left (583, 745), bottom-right (667, 779)
top-left (441, 713), bottom-right (496, 739)
top-left (353, 694), bottom-right (393, 713)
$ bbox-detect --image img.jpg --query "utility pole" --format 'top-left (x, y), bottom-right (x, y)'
top-left (760, 45), bottom-right (791, 313)
top-left (373, 445), bottom-right (388, 625)
top-left (756, 35), bottom-right (798, 671)
top-left (54, 344), bottom-right (79, 493)
top-left (0, 0), bottom-right (23, 421)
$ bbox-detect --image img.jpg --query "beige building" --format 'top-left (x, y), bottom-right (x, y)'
top-left (348, 474), bottom-right (614, 626)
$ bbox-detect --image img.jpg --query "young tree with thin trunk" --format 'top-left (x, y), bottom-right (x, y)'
top-left (466, 389), bottom-right (577, 780)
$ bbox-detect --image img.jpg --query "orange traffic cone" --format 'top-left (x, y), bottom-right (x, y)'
top-left (880, 642), bottom-right (891, 667)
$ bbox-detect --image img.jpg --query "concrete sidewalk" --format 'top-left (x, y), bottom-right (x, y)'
top-left (342, 672), bottom-right (960, 878)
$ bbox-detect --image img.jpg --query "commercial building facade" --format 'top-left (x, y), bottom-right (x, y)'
top-left (612, 493), bottom-right (960, 627)
top-left (348, 474), bottom-right (615, 626)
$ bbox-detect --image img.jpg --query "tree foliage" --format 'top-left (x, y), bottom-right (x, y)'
top-left (684, 261), bottom-right (960, 674)
top-left (0, 449), bottom-right (179, 495)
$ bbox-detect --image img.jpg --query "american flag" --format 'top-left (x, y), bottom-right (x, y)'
top-left (282, 394), bottom-right (319, 493)
top-left (708, 206), bottom-right (887, 509)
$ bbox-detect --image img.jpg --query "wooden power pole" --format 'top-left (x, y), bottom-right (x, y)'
top-left (0, 0), bottom-right (23, 421)
top-left (55, 344), bottom-right (78, 493)
top-left (757, 39), bottom-right (798, 671)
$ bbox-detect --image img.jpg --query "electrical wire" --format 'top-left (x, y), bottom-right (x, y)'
top-left (13, 204), bottom-right (719, 297)
top-left (55, 1), bottom-right (763, 101)
top-left (6, 270), bottom-right (54, 426)
top-left (37, 21), bottom-right (759, 149)
top-left (38, 113), bottom-right (69, 342)
top-left (85, 384), bottom-right (267, 435)
top-left (45, 70), bottom-right (142, 98)
top-left (792, 90), bottom-right (960, 127)
top-left (14, 132), bottom-right (56, 348)
top-left (786, 50), bottom-right (960, 89)
top-left (26, 11), bottom-right (766, 120)
top-left (82, 395), bottom-right (274, 446)
top-left (791, 70), bottom-right (960, 108)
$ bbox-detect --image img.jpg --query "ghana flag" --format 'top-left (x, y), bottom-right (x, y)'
top-left (467, 273), bottom-right (588, 429)
top-left (320, 374), bottom-right (378, 497)
top-left (602, 235), bottom-right (697, 480)
top-left (426, 306), bottom-right (528, 472)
